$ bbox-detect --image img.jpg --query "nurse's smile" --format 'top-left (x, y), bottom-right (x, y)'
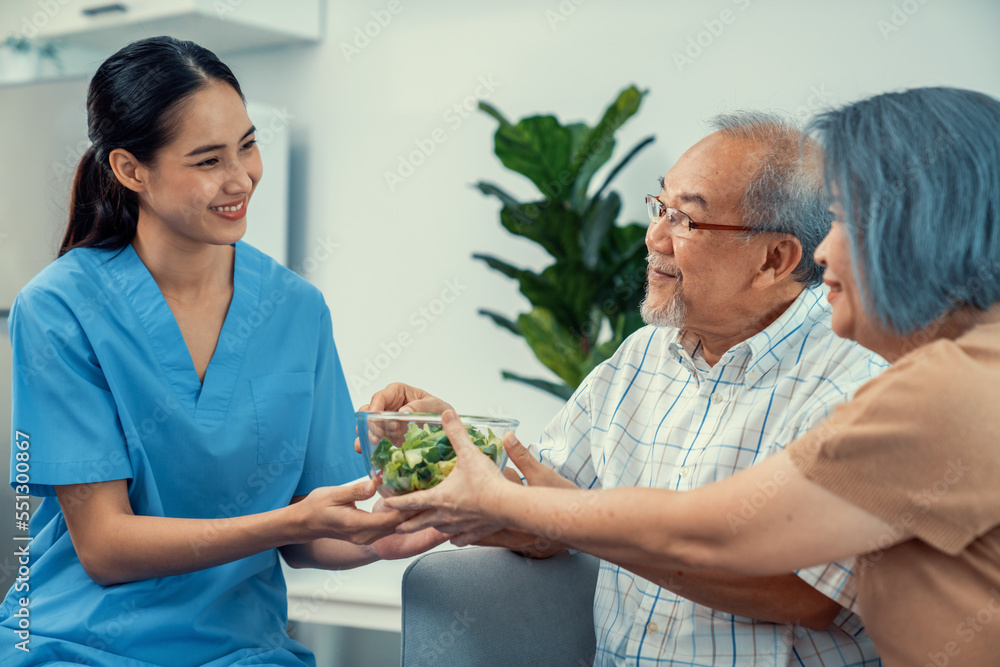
top-left (209, 198), bottom-right (248, 221)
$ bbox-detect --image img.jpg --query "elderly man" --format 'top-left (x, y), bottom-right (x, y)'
top-left (369, 111), bottom-right (886, 666)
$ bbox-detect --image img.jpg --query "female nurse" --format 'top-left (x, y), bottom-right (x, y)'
top-left (0, 36), bottom-right (440, 666)
top-left (386, 87), bottom-right (1000, 665)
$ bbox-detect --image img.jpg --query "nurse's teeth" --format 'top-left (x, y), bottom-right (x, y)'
top-left (210, 201), bottom-right (244, 212)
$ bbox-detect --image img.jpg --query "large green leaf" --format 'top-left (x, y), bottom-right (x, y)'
top-left (568, 87), bottom-right (647, 207)
top-left (476, 182), bottom-right (570, 259)
top-left (472, 253), bottom-right (524, 281)
top-left (481, 103), bottom-right (574, 200)
top-left (517, 308), bottom-right (586, 386)
top-left (588, 135), bottom-right (656, 205)
top-left (500, 371), bottom-right (574, 401)
top-left (579, 192), bottom-right (621, 270)
top-left (473, 254), bottom-right (578, 326)
top-left (535, 261), bottom-right (600, 330)
top-left (478, 309), bottom-right (522, 337)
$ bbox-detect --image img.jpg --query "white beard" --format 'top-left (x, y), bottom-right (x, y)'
top-left (640, 278), bottom-right (686, 328)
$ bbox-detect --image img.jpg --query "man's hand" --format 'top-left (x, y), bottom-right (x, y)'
top-left (503, 433), bottom-right (578, 491)
top-left (355, 383), bottom-right (455, 453)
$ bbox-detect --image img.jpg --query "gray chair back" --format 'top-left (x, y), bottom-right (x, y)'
top-left (400, 547), bottom-right (599, 667)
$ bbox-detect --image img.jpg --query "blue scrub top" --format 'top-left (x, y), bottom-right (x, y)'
top-left (0, 242), bottom-right (366, 666)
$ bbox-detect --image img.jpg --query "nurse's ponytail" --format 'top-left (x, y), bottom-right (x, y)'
top-left (59, 36), bottom-right (245, 257)
top-left (62, 146), bottom-right (139, 254)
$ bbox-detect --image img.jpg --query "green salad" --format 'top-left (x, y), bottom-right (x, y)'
top-left (369, 422), bottom-right (504, 494)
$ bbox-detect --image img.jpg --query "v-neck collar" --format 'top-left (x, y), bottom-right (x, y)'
top-left (106, 241), bottom-right (260, 423)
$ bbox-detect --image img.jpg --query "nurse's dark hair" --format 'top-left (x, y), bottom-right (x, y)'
top-left (807, 87), bottom-right (1000, 334)
top-left (60, 36), bottom-right (244, 256)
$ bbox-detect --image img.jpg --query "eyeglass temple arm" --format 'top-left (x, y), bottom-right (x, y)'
top-left (689, 222), bottom-right (756, 231)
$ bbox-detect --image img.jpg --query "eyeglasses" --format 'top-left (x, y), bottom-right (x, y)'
top-left (645, 195), bottom-right (762, 237)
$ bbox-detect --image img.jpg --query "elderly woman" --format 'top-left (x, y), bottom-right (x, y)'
top-left (387, 86), bottom-right (1000, 665)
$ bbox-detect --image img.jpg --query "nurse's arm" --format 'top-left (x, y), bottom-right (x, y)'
top-left (392, 430), bottom-right (910, 576)
top-left (56, 478), bottom-right (408, 586)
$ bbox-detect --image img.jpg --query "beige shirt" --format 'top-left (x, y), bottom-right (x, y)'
top-left (789, 311), bottom-right (1000, 666)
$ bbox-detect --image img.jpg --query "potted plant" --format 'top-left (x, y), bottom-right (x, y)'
top-left (475, 86), bottom-right (654, 400)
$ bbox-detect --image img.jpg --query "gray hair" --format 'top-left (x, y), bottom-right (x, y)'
top-left (709, 111), bottom-right (828, 286)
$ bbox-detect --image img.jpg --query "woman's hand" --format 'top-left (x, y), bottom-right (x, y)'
top-left (383, 410), bottom-right (511, 536)
top-left (291, 479), bottom-right (414, 545)
top-left (450, 435), bottom-right (578, 553)
top-left (370, 497), bottom-right (451, 559)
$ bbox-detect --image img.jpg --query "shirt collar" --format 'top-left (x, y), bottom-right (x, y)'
top-left (742, 285), bottom-right (829, 385)
top-left (663, 285), bottom-right (830, 385)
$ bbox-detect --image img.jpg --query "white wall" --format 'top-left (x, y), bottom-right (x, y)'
top-left (4, 0), bottom-right (1000, 444)
top-left (228, 0), bottom-right (1000, 442)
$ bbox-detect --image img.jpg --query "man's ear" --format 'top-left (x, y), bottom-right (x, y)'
top-left (107, 148), bottom-right (149, 194)
top-left (751, 236), bottom-right (803, 290)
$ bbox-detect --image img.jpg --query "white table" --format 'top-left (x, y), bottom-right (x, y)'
top-left (283, 555), bottom-right (416, 633)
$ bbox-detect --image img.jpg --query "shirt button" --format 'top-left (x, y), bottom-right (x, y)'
top-left (647, 622), bottom-right (659, 633)
top-left (711, 393), bottom-right (722, 402)
top-left (679, 467), bottom-right (690, 478)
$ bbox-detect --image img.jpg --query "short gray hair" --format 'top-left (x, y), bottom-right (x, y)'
top-left (709, 111), bottom-right (827, 286)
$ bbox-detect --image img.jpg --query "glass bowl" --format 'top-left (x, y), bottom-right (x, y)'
top-left (355, 411), bottom-right (519, 497)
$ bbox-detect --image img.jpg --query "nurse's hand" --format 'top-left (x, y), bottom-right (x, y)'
top-left (384, 411), bottom-right (510, 537)
top-left (293, 479), bottom-right (415, 546)
top-left (370, 498), bottom-right (450, 559)
top-left (354, 382), bottom-right (455, 454)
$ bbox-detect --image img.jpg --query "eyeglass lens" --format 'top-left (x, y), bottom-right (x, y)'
top-left (647, 196), bottom-right (692, 234)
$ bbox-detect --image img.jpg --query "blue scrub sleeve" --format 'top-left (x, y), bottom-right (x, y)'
top-left (8, 289), bottom-right (132, 497)
top-left (293, 304), bottom-right (366, 496)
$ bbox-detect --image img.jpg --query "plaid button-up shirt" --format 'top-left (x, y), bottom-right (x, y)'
top-left (534, 286), bottom-right (888, 666)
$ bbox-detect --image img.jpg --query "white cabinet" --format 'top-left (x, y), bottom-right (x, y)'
top-left (36, 0), bottom-right (322, 56)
